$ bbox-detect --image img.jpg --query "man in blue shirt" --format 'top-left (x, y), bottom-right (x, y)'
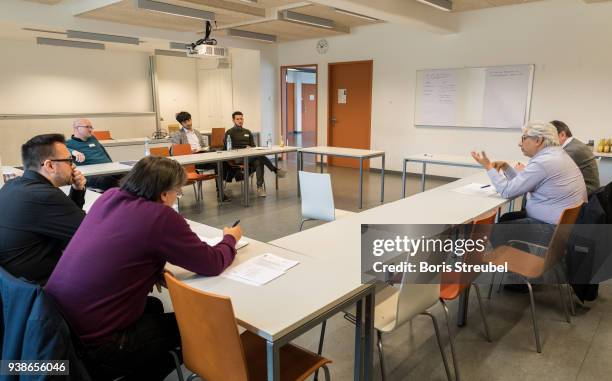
top-left (67, 119), bottom-right (121, 191)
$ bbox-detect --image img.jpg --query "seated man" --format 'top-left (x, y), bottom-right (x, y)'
top-left (224, 111), bottom-right (286, 197)
top-left (471, 122), bottom-right (587, 248)
top-left (551, 120), bottom-right (600, 194)
top-left (67, 118), bottom-right (121, 191)
top-left (171, 111), bottom-right (231, 201)
top-left (45, 156), bottom-right (241, 381)
top-left (0, 134), bottom-right (86, 284)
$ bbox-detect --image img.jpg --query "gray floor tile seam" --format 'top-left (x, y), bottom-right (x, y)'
top-left (573, 311), bottom-right (604, 381)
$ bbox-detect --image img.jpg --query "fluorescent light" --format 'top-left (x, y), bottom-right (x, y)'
top-left (227, 29), bottom-right (276, 43)
top-left (137, 0), bottom-right (215, 21)
top-left (239, 0), bottom-right (257, 3)
top-left (67, 30), bottom-right (140, 45)
top-left (333, 8), bottom-right (379, 22)
top-left (279, 10), bottom-right (334, 29)
top-left (416, 0), bottom-right (452, 12)
top-left (36, 37), bottom-right (105, 50)
top-left (169, 42), bottom-right (189, 50)
top-left (155, 49), bottom-right (188, 57)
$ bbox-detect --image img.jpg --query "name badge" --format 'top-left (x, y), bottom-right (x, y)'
top-left (244, 134), bottom-right (249, 137)
top-left (89, 143), bottom-right (96, 148)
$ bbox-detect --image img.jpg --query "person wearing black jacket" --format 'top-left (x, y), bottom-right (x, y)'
top-left (0, 134), bottom-right (86, 285)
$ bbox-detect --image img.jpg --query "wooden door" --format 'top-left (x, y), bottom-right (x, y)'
top-left (328, 61), bottom-right (373, 168)
top-left (301, 83), bottom-right (317, 148)
top-left (287, 83), bottom-right (295, 134)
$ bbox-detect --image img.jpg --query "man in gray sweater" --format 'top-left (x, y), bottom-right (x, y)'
top-left (551, 120), bottom-right (600, 194)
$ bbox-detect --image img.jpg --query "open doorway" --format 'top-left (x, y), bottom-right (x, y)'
top-left (281, 65), bottom-right (318, 162)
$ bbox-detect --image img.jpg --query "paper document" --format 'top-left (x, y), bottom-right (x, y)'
top-left (252, 147), bottom-right (268, 150)
top-left (119, 160), bottom-right (138, 166)
top-left (452, 183), bottom-right (498, 197)
top-left (198, 235), bottom-right (250, 250)
top-left (221, 253), bottom-right (300, 286)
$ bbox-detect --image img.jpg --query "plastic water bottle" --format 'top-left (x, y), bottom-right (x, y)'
top-left (227, 135), bottom-right (232, 151)
top-left (144, 137), bottom-right (150, 157)
top-left (267, 133), bottom-right (272, 148)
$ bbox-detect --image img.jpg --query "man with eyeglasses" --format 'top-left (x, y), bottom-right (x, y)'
top-left (0, 134), bottom-right (86, 284)
top-left (67, 118), bottom-right (121, 191)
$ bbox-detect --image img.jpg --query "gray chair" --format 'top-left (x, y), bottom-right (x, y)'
top-left (298, 171), bottom-right (353, 231)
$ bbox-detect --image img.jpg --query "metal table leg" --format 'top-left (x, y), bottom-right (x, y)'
top-left (457, 287), bottom-right (470, 327)
top-left (402, 159), bottom-right (408, 198)
top-left (320, 154), bottom-right (324, 173)
top-left (421, 162), bottom-right (427, 193)
top-left (275, 153), bottom-right (279, 190)
top-left (380, 154), bottom-right (385, 204)
top-left (359, 158), bottom-right (364, 209)
top-left (266, 340), bottom-right (280, 381)
top-left (244, 156), bottom-right (250, 207)
top-left (364, 290), bottom-right (375, 380)
top-left (297, 151), bottom-right (302, 198)
top-left (354, 299), bottom-right (363, 381)
top-left (217, 161), bottom-right (223, 204)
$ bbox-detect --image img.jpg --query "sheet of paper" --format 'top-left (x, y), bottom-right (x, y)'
top-left (199, 235), bottom-right (250, 250)
top-left (452, 183), bottom-right (498, 197)
top-left (252, 147), bottom-right (268, 150)
top-left (220, 253), bottom-right (300, 286)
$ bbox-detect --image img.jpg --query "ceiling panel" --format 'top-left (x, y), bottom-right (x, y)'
top-left (22, 0), bottom-right (63, 4)
top-left (223, 0), bottom-right (308, 8)
top-left (452, 0), bottom-right (543, 12)
top-left (77, 0), bottom-right (264, 31)
top-left (291, 4), bottom-right (381, 27)
top-left (234, 19), bottom-right (347, 42)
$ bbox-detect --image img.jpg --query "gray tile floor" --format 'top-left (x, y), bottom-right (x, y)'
top-left (165, 157), bottom-right (611, 381)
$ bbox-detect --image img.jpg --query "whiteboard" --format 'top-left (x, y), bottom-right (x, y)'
top-left (414, 64), bottom-right (534, 129)
top-left (0, 40), bottom-right (153, 115)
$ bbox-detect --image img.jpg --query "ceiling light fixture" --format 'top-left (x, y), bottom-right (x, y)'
top-left (279, 10), bottom-right (334, 29)
top-left (67, 30), bottom-right (140, 45)
top-left (415, 0), bottom-right (452, 12)
top-left (36, 37), bottom-right (105, 50)
top-left (333, 8), bottom-right (379, 21)
top-left (136, 0), bottom-right (215, 21)
top-left (227, 29), bottom-right (276, 43)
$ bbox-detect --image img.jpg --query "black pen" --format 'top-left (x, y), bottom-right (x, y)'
top-left (232, 219), bottom-right (240, 227)
top-left (480, 184), bottom-right (491, 189)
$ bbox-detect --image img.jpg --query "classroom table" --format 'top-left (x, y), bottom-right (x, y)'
top-left (77, 146), bottom-right (299, 206)
top-left (401, 154), bottom-right (483, 197)
top-left (272, 172), bottom-right (515, 327)
top-left (168, 220), bottom-right (376, 381)
top-left (99, 137), bottom-right (171, 162)
top-left (297, 146), bottom-right (385, 209)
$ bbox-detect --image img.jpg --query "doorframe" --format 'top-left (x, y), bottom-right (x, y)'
top-left (327, 60), bottom-right (373, 148)
top-left (280, 64), bottom-right (318, 147)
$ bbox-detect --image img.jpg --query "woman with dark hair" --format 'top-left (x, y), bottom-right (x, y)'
top-left (45, 156), bottom-right (242, 380)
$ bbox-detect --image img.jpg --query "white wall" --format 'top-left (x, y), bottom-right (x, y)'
top-left (277, 0), bottom-right (612, 177)
top-left (156, 55), bottom-right (199, 130)
top-left (230, 49), bottom-right (262, 133)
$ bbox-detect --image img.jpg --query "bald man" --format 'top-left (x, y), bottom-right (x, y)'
top-left (66, 119), bottom-right (121, 191)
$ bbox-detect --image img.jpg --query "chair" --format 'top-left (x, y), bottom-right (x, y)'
top-left (150, 147), bottom-right (170, 157)
top-left (211, 128), bottom-right (225, 150)
top-left (171, 144), bottom-right (216, 203)
top-left (168, 124), bottom-right (181, 135)
top-left (92, 130), bottom-right (112, 140)
top-left (486, 203), bottom-right (583, 353)
top-left (164, 272), bottom-right (332, 381)
top-left (298, 171), bottom-right (353, 231)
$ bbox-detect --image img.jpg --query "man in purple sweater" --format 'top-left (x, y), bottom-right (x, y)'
top-left (45, 156), bottom-right (242, 380)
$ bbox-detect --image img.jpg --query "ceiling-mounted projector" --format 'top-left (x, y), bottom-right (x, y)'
top-left (186, 20), bottom-right (227, 58)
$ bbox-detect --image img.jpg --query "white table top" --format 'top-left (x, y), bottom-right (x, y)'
top-left (404, 153), bottom-right (483, 167)
top-left (78, 162), bottom-right (134, 177)
top-left (1, 166), bottom-right (23, 176)
top-left (99, 138), bottom-right (171, 147)
top-left (594, 151), bottom-right (612, 158)
top-left (299, 146), bottom-right (385, 158)
top-left (271, 172), bottom-right (509, 261)
top-left (167, 219), bottom-right (370, 341)
top-left (60, 187), bottom-right (102, 213)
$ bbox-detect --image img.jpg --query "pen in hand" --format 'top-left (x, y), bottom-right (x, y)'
top-left (480, 184), bottom-right (491, 189)
top-left (232, 219), bottom-right (240, 227)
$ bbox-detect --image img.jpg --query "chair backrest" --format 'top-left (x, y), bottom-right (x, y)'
top-left (149, 147), bottom-right (170, 157)
top-left (164, 273), bottom-right (250, 381)
top-left (543, 203), bottom-right (584, 270)
top-left (211, 128), bottom-right (225, 149)
top-left (168, 124), bottom-right (181, 135)
top-left (171, 144), bottom-right (196, 174)
top-left (92, 130), bottom-right (112, 140)
top-left (299, 171), bottom-right (335, 222)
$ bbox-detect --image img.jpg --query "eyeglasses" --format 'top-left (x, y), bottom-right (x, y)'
top-left (175, 188), bottom-right (184, 199)
top-left (76, 125), bottom-right (94, 130)
top-left (41, 155), bottom-right (76, 166)
top-left (521, 135), bottom-right (533, 142)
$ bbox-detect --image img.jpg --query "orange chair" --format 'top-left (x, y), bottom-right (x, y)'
top-left (440, 212), bottom-right (497, 347)
top-left (150, 147), bottom-right (170, 157)
top-left (486, 203), bottom-right (583, 353)
top-left (171, 144), bottom-right (216, 203)
top-left (92, 130), bottom-right (112, 140)
top-left (210, 128), bottom-right (225, 150)
top-left (164, 272), bottom-right (332, 381)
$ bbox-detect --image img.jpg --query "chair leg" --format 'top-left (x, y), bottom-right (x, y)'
top-left (377, 330), bottom-right (387, 381)
top-left (497, 272), bottom-right (506, 293)
top-left (567, 284), bottom-right (576, 316)
top-left (169, 350), bottom-right (184, 381)
top-left (321, 364), bottom-right (331, 381)
top-left (192, 183), bottom-right (198, 203)
top-left (440, 299), bottom-right (461, 381)
top-left (314, 320), bottom-right (327, 381)
top-left (488, 273), bottom-right (496, 299)
top-left (422, 311), bottom-right (452, 381)
top-left (523, 277), bottom-right (542, 353)
top-left (299, 219), bottom-right (306, 231)
top-left (472, 284), bottom-right (492, 342)
top-left (554, 268), bottom-right (571, 324)
top-left (186, 374), bottom-right (199, 381)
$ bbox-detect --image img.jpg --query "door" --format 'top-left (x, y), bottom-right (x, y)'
top-left (328, 61), bottom-right (373, 168)
top-left (301, 83), bottom-right (317, 148)
top-left (287, 83), bottom-right (295, 134)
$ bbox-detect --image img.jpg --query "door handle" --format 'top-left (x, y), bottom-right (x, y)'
top-left (330, 117), bottom-right (337, 125)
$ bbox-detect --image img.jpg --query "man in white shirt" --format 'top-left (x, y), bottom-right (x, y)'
top-left (171, 111), bottom-right (231, 201)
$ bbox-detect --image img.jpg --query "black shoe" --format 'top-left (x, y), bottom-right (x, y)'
top-left (218, 192), bottom-right (232, 202)
top-left (234, 172), bottom-right (244, 182)
top-left (503, 284), bottom-right (529, 293)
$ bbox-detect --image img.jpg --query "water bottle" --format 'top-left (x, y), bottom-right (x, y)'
top-left (144, 137), bottom-right (150, 157)
top-left (267, 133), bottom-right (272, 148)
top-left (227, 135), bottom-right (232, 151)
